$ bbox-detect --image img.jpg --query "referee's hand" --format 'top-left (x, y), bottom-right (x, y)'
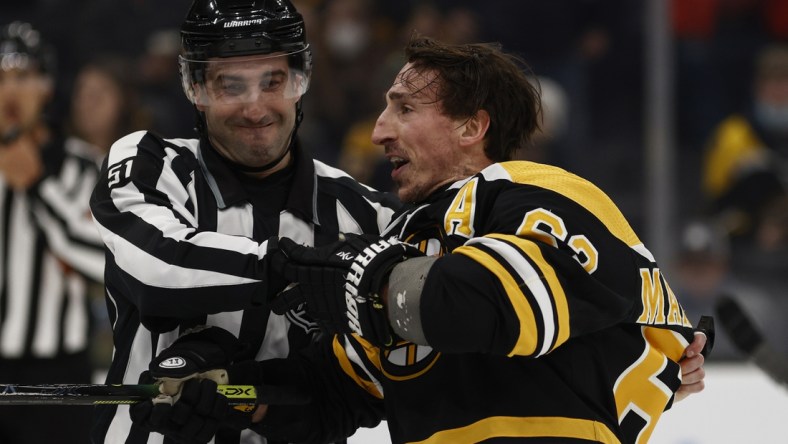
top-left (130, 378), bottom-right (248, 443)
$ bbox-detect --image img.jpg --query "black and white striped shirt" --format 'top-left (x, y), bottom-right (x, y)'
top-left (89, 131), bottom-right (401, 444)
top-left (0, 135), bottom-right (105, 360)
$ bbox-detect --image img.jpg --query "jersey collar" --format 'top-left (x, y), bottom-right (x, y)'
top-left (196, 137), bottom-right (317, 224)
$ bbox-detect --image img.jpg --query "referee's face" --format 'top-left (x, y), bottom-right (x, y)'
top-left (0, 67), bottom-right (52, 137)
top-left (196, 54), bottom-right (299, 176)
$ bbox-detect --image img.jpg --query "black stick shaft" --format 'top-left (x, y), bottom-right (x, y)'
top-left (0, 383), bottom-right (308, 406)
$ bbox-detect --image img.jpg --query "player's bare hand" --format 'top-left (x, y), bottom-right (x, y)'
top-left (675, 332), bottom-right (707, 402)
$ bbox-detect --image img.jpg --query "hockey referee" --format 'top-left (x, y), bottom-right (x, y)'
top-left (0, 21), bottom-right (106, 444)
top-left (88, 1), bottom-right (401, 443)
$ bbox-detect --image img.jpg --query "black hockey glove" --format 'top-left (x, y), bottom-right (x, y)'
top-left (268, 233), bottom-right (423, 347)
top-left (147, 325), bottom-right (243, 395)
top-left (129, 326), bottom-right (254, 442)
top-left (130, 376), bottom-right (240, 444)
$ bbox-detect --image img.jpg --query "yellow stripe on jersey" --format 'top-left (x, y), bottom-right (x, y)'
top-left (643, 325), bottom-right (688, 363)
top-left (455, 235), bottom-right (571, 357)
top-left (410, 416), bottom-right (621, 444)
top-left (499, 161), bottom-right (642, 248)
top-left (489, 233), bottom-right (571, 354)
top-left (453, 244), bottom-right (539, 356)
top-left (613, 327), bottom-right (687, 444)
top-left (332, 335), bottom-right (384, 399)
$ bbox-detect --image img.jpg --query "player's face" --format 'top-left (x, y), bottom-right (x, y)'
top-left (0, 67), bottom-right (50, 138)
top-left (195, 54), bottom-right (299, 172)
top-left (372, 63), bottom-right (471, 203)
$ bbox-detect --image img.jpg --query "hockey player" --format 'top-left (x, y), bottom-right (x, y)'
top-left (135, 35), bottom-right (710, 444)
top-left (258, 35), bottom-right (712, 444)
top-left (88, 0), bottom-right (400, 443)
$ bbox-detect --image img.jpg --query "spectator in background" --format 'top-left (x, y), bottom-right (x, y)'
top-left (673, 220), bottom-right (742, 360)
top-left (673, 0), bottom-right (788, 150)
top-left (67, 55), bottom-right (151, 161)
top-left (441, 6), bottom-right (480, 46)
top-left (701, 43), bottom-right (788, 267)
top-left (302, 0), bottom-right (397, 164)
top-left (463, 0), bottom-right (614, 176)
top-left (0, 21), bottom-right (105, 444)
top-left (672, 0), bottom-right (788, 224)
top-left (136, 29), bottom-right (196, 138)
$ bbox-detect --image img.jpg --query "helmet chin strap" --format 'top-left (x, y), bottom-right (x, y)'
top-left (230, 136), bottom-right (294, 173)
top-left (195, 99), bottom-right (305, 174)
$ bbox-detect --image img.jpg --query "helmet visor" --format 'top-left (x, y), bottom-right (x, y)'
top-left (179, 48), bottom-right (311, 106)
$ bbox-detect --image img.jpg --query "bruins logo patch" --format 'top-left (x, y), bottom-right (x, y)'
top-left (380, 342), bottom-right (440, 380)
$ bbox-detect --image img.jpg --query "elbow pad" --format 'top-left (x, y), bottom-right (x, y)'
top-left (387, 256), bottom-right (438, 345)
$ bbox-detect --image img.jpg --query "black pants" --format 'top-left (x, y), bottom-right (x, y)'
top-left (0, 351), bottom-right (93, 444)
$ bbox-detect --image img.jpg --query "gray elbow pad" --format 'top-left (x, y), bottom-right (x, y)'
top-left (387, 256), bottom-right (438, 345)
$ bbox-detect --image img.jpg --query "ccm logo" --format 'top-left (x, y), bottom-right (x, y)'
top-left (158, 357), bottom-right (187, 369)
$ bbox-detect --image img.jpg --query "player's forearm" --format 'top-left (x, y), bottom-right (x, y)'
top-left (388, 253), bottom-right (519, 354)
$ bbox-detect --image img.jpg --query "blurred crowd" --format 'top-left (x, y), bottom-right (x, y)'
top-left (4, 0), bottom-right (788, 369)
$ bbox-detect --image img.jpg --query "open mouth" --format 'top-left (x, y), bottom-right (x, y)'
top-left (390, 156), bottom-right (409, 172)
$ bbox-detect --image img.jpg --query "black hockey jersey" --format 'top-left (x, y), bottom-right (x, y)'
top-left (263, 161), bottom-right (696, 444)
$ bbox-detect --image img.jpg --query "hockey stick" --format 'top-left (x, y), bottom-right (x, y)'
top-left (715, 294), bottom-right (788, 388)
top-left (0, 383), bottom-right (310, 406)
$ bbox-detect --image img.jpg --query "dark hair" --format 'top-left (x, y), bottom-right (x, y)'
top-left (403, 35), bottom-right (541, 162)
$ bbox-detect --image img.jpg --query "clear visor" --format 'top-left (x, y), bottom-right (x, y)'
top-left (179, 49), bottom-right (311, 106)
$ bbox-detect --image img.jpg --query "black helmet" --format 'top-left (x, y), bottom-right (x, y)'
top-left (179, 0), bottom-right (311, 171)
top-left (181, 0), bottom-right (309, 60)
top-left (179, 0), bottom-right (312, 106)
top-left (0, 21), bottom-right (55, 75)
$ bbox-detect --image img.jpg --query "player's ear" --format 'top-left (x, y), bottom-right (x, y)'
top-left (459, 109), bottom-right (489, 148)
